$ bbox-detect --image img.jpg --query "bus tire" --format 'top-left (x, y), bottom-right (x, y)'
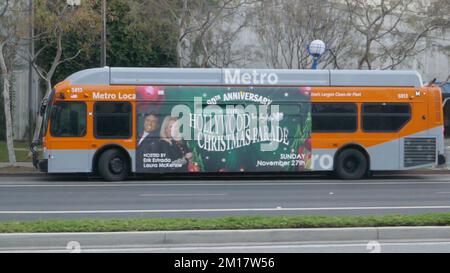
top-left (335, 148), bottom-right (368, 180)
top-left (98, 149), bottom-right (130, 181)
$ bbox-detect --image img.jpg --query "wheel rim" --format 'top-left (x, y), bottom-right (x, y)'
top-left (343, 156), bottom-right (359, 173)
top-left (109, 156), bottom-right (124, 174)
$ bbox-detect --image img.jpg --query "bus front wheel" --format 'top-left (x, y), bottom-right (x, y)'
top-left (98, 149), bottom-right (130, 181)
top-left (335, 149), bottom-right (368, 180)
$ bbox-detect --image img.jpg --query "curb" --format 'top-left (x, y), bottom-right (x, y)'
top-left (0, 163), bottom-right (34, 168)
top-left (398, 171), bottom-right (450, 174)
top-left (1, 226), bottom-right (450, 249)
top-left (0, 173), bottom-right (46, 177)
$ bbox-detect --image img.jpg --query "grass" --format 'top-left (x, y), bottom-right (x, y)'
top-left (2, 213), bottom-right (450, 233)
top-left (0, 141), bottom-right (31, 162)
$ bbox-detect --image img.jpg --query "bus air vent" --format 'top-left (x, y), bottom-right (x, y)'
top-left (404, 137), bottom-right (436, 167)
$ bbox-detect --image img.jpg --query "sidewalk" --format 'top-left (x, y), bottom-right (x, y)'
top-left (0, 162), bottom-right (33, 168)
top-left (1, 226), bottom-right (450, 252)
top-left (0, 162), bottom-right (37, 175)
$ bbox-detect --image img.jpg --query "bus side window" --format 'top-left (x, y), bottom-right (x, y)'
top-left (311, 103), bottom-right (357, 132)
top-left (94, 102), bottom-right (132, 139)
top-left (362, 103), bottom-right (411, 132)
top-left (50, 102), bottom-right (87, 137)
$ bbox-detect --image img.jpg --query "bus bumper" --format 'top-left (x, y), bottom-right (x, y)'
top-left (438, 154), bottom-right (446, 165)
top-left (37, 159), bottom-right (48, 173)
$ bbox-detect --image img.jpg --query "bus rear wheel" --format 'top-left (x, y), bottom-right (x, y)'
top-left (335, 148), bottom-right (368, 180)
top-left (98, 149), bottom-right (130, 181)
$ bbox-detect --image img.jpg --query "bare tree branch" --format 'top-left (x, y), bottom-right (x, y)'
top-left (0, 0), bottom-right (9, 18)
top-left (57, 49), bottom-right (83, 66)
top-left (440, 74), bottom-right (450, 86)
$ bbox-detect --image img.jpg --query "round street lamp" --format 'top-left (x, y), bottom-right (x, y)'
top-left (308, 40), bottom-right (326, 70)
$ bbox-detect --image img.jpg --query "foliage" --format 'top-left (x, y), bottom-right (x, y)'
top-left (106, 0), bottom-right (177, 68)
top-left (35, 0), bottom-right (177, 85)
top-left (33, 0), bottom-right (102, 85)
top-left (31, 0), bottom-right (450, 82)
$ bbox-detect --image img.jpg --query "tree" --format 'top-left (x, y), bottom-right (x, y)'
top-left (0, 0), bottom-right (26, 165)
top-left (36, 0), bottom-right (177, 86)
top-left (150, 0), bottom-right (256, 68)
top-left (28, 0), bottom-right (101, 147)
top-left (0, 0), bottom-right (9, 18)
top-left (254, 0), bottom-right (351, 69)
top-left (428, 0), bottom-right (450, 29)
top-left (107, 0), bottom-right (177, 68)
top-left (345, 0), bottom-right (444, 70)
top-left (427, 0), bottom-right (450, 68)
top-left (183, 0), bottom-right (256, 68)
top-left (0, 0), bottom-right (8, 141)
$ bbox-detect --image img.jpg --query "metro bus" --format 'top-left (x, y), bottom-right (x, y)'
top-left (31, 67), bottom-right (446, 181)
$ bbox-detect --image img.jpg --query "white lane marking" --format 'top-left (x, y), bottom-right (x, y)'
top-left (139, 193), bottom-right (226, 197)
top-left (2, 205), bottom-right (450, 214)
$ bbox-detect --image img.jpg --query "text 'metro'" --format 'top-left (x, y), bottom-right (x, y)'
top-left (224, 69), bottom-right (279, 85)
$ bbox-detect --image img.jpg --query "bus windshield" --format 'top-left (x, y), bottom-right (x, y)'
top-left (49, 102), bottom-right (87, 137)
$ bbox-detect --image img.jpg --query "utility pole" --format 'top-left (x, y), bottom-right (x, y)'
top-left (101, 0), bottom-right (107, 67)
top-left (28, 0), bottom-right (34, 143)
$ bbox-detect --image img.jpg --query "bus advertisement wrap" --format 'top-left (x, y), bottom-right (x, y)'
top-left (136, 86), bottom-right (312, 173)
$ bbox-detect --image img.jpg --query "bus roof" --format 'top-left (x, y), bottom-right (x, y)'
top-left (66, 67), bottom-right (424, 88)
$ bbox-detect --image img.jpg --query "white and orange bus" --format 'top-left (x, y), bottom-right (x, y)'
top-left (32, 67), bottom-right (445, 181)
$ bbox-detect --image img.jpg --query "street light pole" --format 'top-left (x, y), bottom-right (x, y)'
top-left (312, 56), bottom-right (319, 70)
top-left (28, 0), bottom-right (34, 143)
top-left (101, 0), bottom-right (107, 67)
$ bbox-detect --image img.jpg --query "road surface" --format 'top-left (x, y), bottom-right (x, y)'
top-left (1, 173), bottom-right (450, 220)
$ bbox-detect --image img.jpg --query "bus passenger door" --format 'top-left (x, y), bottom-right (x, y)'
top-left (47, 101), bottom-right (90, 173)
